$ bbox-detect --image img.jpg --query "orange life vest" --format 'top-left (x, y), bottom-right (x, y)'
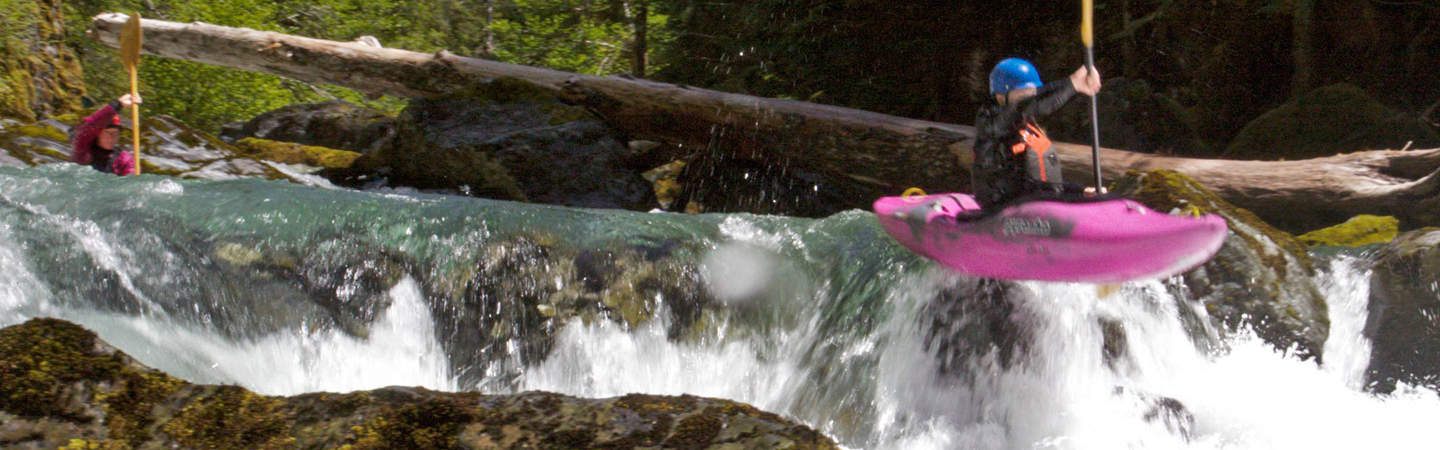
top-left (1010, 119), bottom-right (1063, 185)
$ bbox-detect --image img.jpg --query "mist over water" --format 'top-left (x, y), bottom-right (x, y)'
top-left (2, 165), bottom-right (1438, 449)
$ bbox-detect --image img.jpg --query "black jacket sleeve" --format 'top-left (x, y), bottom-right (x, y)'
top-left (982, 81), bottom-right (1078, 137)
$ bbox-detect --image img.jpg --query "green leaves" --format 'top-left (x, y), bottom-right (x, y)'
top-left (58, 0), bottom-right (657, 131)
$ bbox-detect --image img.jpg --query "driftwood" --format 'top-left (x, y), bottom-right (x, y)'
top-left (89, 13), bottom-right (1440, 231)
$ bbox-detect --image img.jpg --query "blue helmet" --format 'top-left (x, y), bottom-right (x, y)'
top-left (989, 58), bottom-right (1043, 95)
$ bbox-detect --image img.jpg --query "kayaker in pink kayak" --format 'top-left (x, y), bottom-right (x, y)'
top-left (71, 93), bottom-right (140, 176)
top-left (971, 58), bottom-right (1102, 210)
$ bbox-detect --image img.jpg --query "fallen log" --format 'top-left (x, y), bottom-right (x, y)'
top-left (89, 13), bottom-right (1440, 231)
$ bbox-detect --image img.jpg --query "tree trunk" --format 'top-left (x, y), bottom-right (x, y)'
top-left (483, 0), bottom-right (495, 55)
top-left (631, 0), bottom-right (647, 77)
top-left (1290, 0), bottom-right (1315, 97)
top-left (88, 13), bottom-right (1440, 232)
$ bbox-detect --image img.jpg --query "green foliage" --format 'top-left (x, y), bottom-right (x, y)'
top-left (57, 0), bottom-right (657, 131)
top-left (64, 0), bottom-right (349, 131)
top-left (1, 0), bottom-right (40, 118)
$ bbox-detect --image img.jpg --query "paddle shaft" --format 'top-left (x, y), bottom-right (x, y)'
top-left (128, 66), bottom-right (140, 174)
top-left (1082, 0), bottom-right (1101, 188)
top-left (1085, 48), bottom-right (1099, 188)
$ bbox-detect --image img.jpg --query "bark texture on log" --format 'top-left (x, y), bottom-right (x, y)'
top-left (89, 13), bottom-right (1440, 232)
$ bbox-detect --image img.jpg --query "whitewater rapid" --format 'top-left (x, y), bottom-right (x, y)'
top-left (2, 166), bottom-right (1439, 449)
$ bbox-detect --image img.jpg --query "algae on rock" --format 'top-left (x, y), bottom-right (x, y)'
top-left (1296, 214), bottom-right (1398, 247)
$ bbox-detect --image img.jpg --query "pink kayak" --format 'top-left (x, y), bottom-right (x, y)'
top-left (873, 193), bottom-right (1228, 283)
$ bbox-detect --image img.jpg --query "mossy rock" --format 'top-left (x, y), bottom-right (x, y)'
top-left (1224, 84), bottom-right (1440, 159)
top-left (0, 319), bottom-right (835, 448)
top-left (1296, 214), bottom-right (1398, 247)
top-left (0, 116), bottom-right (73, 166)
top-left (1110, 170), bottom-right (1329, 361)
top-left (1363, 228), bottom-right (1440, 394)
top-left (1, 110), bottom-right (356, 186)
top-left (0, 0), bottom-right (85, 121)
top-left (234, 137), bottom-right (362, 169)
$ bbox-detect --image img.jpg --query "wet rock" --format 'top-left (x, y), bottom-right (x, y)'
top-left (219, 100), bottom-right (397, 154)
top-left (356, 81), bottom-right (655, 210)
top-left (0, 113), bottom-right (339, 186)
top-left (1297, 214), bottom-right (1398, 247)
top-left (1225, 84), bottom-right (1440, 159)
top-left (0, 318), bottom-right (836, 449)
top-left (1110, 170), bottom-right (1329, 362)
top-left (921, 278), bottom-right (1033, 381)
top-left (1113, 387), bottom-right (1195, 442)
top-left (1363, 228), bottom-right (1440, 394)
top-left (203, 236), bottom-right (415, 339)
top-left (0, 116), bottom-right (72, 167)
top-left (425, 233), bottom-right (716, 389)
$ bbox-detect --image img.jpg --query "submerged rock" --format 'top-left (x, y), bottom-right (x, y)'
top-left (425, 233), bottom-right (718, 389)
top-left (1110, 170), bottom-right (1329, 362)
top-left (1363, 228), bottom-right (1440, 394)
top-left (0, 318), bottom-right (835, 449)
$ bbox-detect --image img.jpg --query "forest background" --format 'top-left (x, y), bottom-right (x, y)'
top-left (6, 0), bottom-right (1439, 159)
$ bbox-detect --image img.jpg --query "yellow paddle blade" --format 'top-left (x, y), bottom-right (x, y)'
top-left (120, 13), bottom-right (142, 69)
top-left (1081, 0), bottom-right (1094, 48)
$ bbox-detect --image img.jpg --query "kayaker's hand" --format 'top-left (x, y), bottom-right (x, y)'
top-left (1083, 186), bottom-right (1108, 196)
top-left (118, 94), bottom-right (142, 108)
top-left (1070, 66), bottom-right (1101, 96)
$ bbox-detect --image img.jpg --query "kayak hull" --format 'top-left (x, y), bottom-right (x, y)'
top-left (872, 193), bottom-right (1228, 283)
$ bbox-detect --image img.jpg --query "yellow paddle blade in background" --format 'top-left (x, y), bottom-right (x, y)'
top-left (120, 13), bottom-right (143, 174)
top-left (121, 14), bottom-right (142, 69)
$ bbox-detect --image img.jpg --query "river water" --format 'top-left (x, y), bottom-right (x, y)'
top-left (2, 164), bottom-right (1437, 449)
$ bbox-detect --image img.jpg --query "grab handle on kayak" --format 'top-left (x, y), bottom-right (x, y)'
top-left (902, 187), bottom-right (928, 202)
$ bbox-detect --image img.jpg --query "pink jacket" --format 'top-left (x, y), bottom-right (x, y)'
top-left (71, 103), bottom-right (137, 176)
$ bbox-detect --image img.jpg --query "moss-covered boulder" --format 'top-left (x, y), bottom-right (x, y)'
top-left (1110, 170), bottom-right (1329, 361)
top-left (0, 0), bottom-right (86, 122)
top-left (1224, 84), bottom-right (1440, 159)
top-left (355, 80), bottom-right (656, 210)
top-left (1363, 228), bottom-right (1440, 394)
top-left (233, 137), bottom-right (361, 169)
top-left (0, 318), bottom-right (835, 448)
top-left (1296, 215), bottom-right (1398, 247)
top-left (0, 116), bottom-right (73, 167)
top-left (219, 100), bottom-right (397, 155)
